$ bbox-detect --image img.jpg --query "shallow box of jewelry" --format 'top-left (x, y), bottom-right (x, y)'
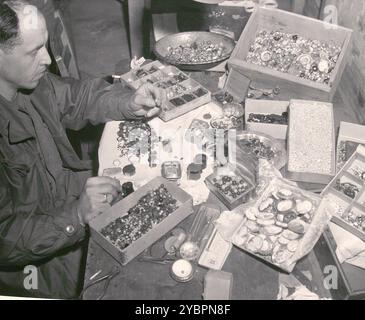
top-left (120, 61), bottom-right (211, 122)
top-left (205, 165), bottom-right (256, 211)
top-left (245, 99), bottom-right (289, 140)
top-left (89, 177), bottom-right (194, 265)
top-left (321, 146), bottom-right (365, 242)
top-left (286, 99), bottom-right (336, 185)
top-left (337, 121), bottom-right (365, 172)
top-left (228, 7), bottom-right (353, 102)
top-left (314, 226), bottom-right (365, 300)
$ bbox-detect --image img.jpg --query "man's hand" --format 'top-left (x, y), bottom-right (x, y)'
top-left (76, 177), bottom-right (123, 225)
top-left (127, 83), bottom-right (166, 119)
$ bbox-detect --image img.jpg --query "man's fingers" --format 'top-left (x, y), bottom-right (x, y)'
top-left (146, 107), bottom-right (161, 118)
top-left (138, 83), bottom-right (165, 107)
top-left (87, 183), bottom-right (121, 197)
top-left (134, 95), bottom-right (157, 108)
top-left (86, 177), bottom-right (122, 190)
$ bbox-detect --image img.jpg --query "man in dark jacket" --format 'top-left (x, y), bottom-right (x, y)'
top-left (0, 0), bottom-right (164, 298)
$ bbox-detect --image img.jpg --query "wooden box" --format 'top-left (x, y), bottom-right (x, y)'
top-left (245, 99), bottom-right (289, 140)
top-left (120, 61), bottom-right (211, 122)
top-left (321, 146), bottom-right (365, 242)
top-left (228, 7), bottom-right (353, 102)
top-left (89, 177), bottom-right (193, 265)
top-left (286, 99), bottom-right (336, 185)
top-left (314, 226), bottom-right (365, 300)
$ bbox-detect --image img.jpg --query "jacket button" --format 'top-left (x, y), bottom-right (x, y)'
top-left (66, 225), bottom-right (75, 234)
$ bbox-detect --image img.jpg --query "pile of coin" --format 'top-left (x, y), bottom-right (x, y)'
top-left (232, 187), bottom-right (317, 267)
top-left (246, 30), bottom-right (342, 84)
top-left (101, 184), bottom-right (178, 250)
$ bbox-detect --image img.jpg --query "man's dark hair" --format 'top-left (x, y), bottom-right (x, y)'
top-left (0, 0), bottom-right (28, 51)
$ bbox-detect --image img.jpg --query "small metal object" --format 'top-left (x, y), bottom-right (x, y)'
top-left (187, 163), bottom-right (203, 181)
top-left (170, 259), bottom-right (194, 282)
top-left (298, 54), bottom-right (312, 66)
top-left (194, 154), bottom-right (207, 170)
top-left (161, 161), bottom-right (182, 181)
top-left (122, 164), bottom-right (136, 176)
top-left (122, 182), bottom-right (134, 197)
top-left (89, 270), bottom-right (102, 281)
top-left (102, 194), bottom-right (108, 203)
top-left (80, 266), bottom-right (120, 300)
top-left (260, 51), bottom-right (272, 62)
top-left (164, 236), bottom-right (178, 253)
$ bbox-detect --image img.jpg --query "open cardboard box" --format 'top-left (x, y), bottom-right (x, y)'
top-left (245, 99), bottom-right (289, 140)
top-left (90, 177), bottom-right (193, 265)
top-left (337, 122), bottom-right (365, 172)
top-left (322, 145), bottom-right (365, 242)
top-left (228, 7), bottom-right (353, 102)
top-left (286, 99), bottom-right (336, 185)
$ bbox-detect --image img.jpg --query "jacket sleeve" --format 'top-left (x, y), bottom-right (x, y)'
top-left (0, 170), bottom-right (86, 267)
top-left (45, 73), bottom-right (136, 130)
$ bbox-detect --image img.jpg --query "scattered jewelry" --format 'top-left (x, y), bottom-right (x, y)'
top-left (334, 181), bottom-right (360, 199)
top-left (246, 30), bottom-right (341, 84)
top-left (248, 112), bottom-right (288, 124)
top-left (166, 41), bottom-right (225, 64)
top-left (101, 184), bottom-right (178, 250)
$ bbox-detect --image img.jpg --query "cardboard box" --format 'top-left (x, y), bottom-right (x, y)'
top-left (203, 270), bottom-right (233, 300)
top-left (90, 177), bottom-right (193, 265)
top-left (228, 7), bottom-right (353, 102)
top-left (205, 165), bottom-right (256, 211)
top-left (322, 145), bottom-right (365, 242)
top-left (245, 99), bottom-right (289, 140)
top-left (337, 122), bottom-right (365, 171)
top-left (314, 226), bottom-right (365, 300)
top-left (287, 99), bottom-right (336, 185)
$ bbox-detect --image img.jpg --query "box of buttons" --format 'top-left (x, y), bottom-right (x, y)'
top-left (245, 99), bottom-right (289, 141)
top-left (120, 61), bottom-right (211, 122)
top-left (228, 6), bottom-right (353, 102)
top-left (205, 165), bottom-right (256, 211)
top-left (89, 177), bottom-right (193, 265)
top-left (322, 145), bottom-right (365, 242)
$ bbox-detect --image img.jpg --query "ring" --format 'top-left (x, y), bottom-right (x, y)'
top-left (103, 194), bottom-right (108, 203)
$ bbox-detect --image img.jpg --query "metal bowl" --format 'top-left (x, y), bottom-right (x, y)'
top-left (234, 131), bottom-right (287, 170)
top-left (153, 31), bottom-right (235, 71)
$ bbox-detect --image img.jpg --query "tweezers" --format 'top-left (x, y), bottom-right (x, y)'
top-left (79, 266), bottom-right (120, 300)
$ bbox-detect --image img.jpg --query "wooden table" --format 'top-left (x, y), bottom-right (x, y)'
top-left (81, 60), bottom-right (361, 299)
top-left (82, 193), bottom-right (331, 300)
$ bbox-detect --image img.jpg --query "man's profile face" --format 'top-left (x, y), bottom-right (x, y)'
top-left (0, 6), bottom-right (51, 92)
